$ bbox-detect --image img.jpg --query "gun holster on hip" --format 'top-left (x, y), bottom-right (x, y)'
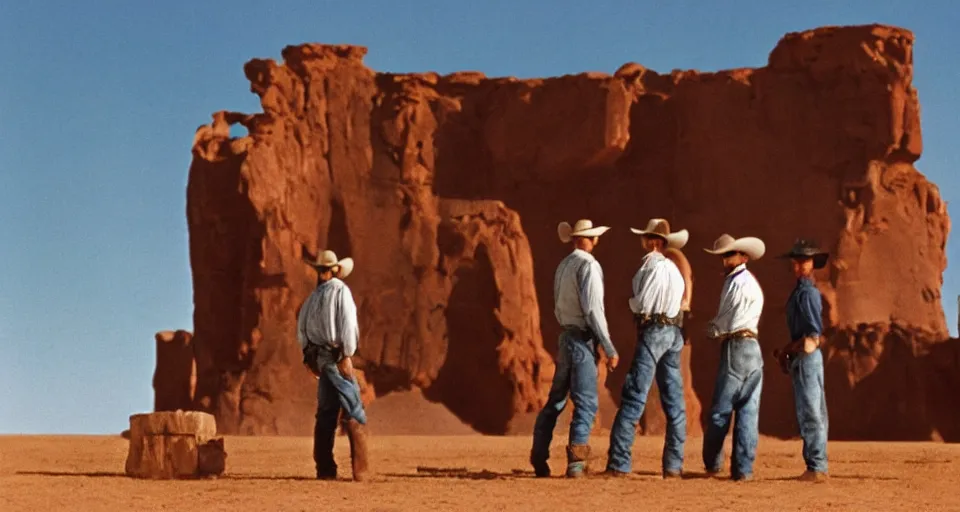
top-left (303, 343), bottom-right (343, 375)
top-left (303, 344), bottom-right (322, 375)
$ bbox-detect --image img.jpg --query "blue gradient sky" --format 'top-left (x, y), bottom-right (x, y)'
top-left (1, 0), bottom-right (957, 434)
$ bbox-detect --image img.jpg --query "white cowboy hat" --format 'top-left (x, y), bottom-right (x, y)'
top-left (630, 218), bottom-right (689, 249)
top-left (703, 234), bottom-right (766, 260)
top-left (558, 219), bottom-right (610, 243)
top-left (303, 249), bottom-right (354, 279)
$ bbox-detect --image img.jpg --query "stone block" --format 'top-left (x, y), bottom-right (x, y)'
top-left (125, 410), bottom-right (226, 479)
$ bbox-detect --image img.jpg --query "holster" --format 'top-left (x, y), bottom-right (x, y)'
top-left (303, 343), bottom-right (343, 375)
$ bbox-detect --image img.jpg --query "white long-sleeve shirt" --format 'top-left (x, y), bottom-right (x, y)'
top-left (707, 263), bottom-right (764, 337)
top-left (553, 249), bottom-right (618, 358)
top-left (628, 251), bottom-right (685, 317)
top-left (296, 278), bottom-right (359, 357)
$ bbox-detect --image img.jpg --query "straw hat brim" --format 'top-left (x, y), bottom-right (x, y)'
top-left (305, 256), bottom-right (355, 279)
top-left (703, 237), bottom-right (766, 260)
top-left (630, 227), bottom-right (689, 249)
top-left (558, 222), bottom-right (610, 243)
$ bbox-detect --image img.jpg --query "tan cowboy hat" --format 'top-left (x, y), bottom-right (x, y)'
top-left (558, 219), bottom-right (610, 243)
top-left (303, 249), bottom-right (354, 279)
top-left (630, 218), bottom-right (689, 249)
top-left (703, 234), bottom-right (765, 260)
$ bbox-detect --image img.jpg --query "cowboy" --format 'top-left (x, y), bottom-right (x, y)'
top-left (530, 219), bottom-right (620, 478)
top-left (701, 234), bottom-right (766, 481)
top-left (298, 250), bottom-right (370, 482)
top-left (605, 218), bottom-right (688, 479)
top-left (776, 239), bottom-right (830, 482)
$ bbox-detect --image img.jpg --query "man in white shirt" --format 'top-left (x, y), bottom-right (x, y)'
top-left (531, 219), bottom-right (620, 478)
top-left (701, 234), bottom-right (766, 481)
top-left (605, 218), bottom-right (689, 478)
top-left (298, 250), bottom-right (369, 481)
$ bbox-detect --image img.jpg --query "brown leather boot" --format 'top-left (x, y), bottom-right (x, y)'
top-left (798, 470), bottom-right (828, 482)
top-left (342, 418), bottom-right (370, 482)
top-left (565, 445), bottom-right (591, 478)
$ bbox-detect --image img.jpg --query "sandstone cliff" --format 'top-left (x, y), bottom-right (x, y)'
top-left (171, 24), bottom-right (956, 440)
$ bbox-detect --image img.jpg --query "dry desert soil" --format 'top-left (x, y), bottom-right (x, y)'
top-left (2, 434), bottom-right (959, 511)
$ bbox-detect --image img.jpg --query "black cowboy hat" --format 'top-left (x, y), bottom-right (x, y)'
top-left (779, 239), bottom-right (829, 269)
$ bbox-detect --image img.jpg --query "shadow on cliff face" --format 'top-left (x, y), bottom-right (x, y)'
top-left (326, 198), bottom-right (352, 259)
top-left (824, 327), bottom-right (960, 442)
top-left (424, 245), bottom-right (515, 434)
top-left (186, 152), bottom-right (265, 434)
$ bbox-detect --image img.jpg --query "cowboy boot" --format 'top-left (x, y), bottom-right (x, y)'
top-left (565, 445), bottom-right (591, 478)
top-left (798, 470), bottom-right (828, 483)
top-left (529, 451), bottom-right (550, 478)
top-left (342, 418), bottom-right (370, 482)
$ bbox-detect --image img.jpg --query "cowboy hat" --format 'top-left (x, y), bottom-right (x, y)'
top-left (630, 218), bottom-right (689, 249)
top-left (779, 239), bottom-right (829, 269)
top-left (703, 234), bottom-right (766, 260)
top-left (558, 219), bottom-right (610, 243)
top-left (304, 249), bottom-right (355, 279)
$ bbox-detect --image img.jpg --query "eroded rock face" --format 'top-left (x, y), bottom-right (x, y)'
top-left (184, 24), bottom-right (956, 439)
top-left (153, 330), bottom-right (196, 412)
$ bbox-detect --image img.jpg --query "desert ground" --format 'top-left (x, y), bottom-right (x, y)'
top-left (2, 432), bottom-right (959, 512)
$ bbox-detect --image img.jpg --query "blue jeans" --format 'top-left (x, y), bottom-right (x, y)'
top-left (702, 338), bottom-right (763, 478)
top-left (607, 324), bottom-right (686, 474)
top-left (312, 352), bottom-right (367, 477)
top-left (790, 348), bottom-right (828, 473)
top-left (530, 328), bottom-right (599, 465)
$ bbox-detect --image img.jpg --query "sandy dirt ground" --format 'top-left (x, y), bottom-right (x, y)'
top-left (2, 434), bottom-right (959, 511)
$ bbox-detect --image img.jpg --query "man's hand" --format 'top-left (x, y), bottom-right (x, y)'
top-left (606, 354), bottom-right (620, 372)
top-left (774, 349), bottom-right (791, 374)
top-left (706, 322), bottom-right (720, 339)
top-left (303, 362), bottom-right (320, 379)
top-left (337, 356), bottom-right (355, 379)
top-left (802, 336), bottom-right (820, 354)
top-left (774, 340), bottom-right (806, 374)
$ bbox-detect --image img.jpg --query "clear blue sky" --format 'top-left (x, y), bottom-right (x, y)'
top-left (1, 1), bottom-right (957, 434)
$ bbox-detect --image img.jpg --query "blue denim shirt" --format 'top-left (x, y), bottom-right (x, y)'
top-left (785, 277), bottom-right (823, 343)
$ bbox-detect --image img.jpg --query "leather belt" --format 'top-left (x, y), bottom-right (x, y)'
top-left (715, 329), bottom-right (758, 342)
top-left (634, 313), bottom-right (681, 328)
top-left (561, 325), bottom-right (595, 340)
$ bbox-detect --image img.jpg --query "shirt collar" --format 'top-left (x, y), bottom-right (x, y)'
top-left (643, 250), bottom-right (665, 261)
top-left (726, 263), bottom-right (747, 278)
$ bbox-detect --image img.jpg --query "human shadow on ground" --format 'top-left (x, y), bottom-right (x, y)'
top-left (766, 474), bottom-right (898, 482)
top-left (16, 471), bottom-right (126, 478)
top-left (15, 471), bottom-right (325, 482)
top-left (383, 467), bottom-right (674, 480)
top-left (383, 466), bottom-right (532, 480)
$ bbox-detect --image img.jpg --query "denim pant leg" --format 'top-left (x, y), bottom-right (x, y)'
top-left (314, 368), bottom-right (342, 476)
top-left (567, 337), bottom-right (599, 446)
top-left (731, 366), bottom-right (762, 477)
top-left (730, 339), bottom-right (763, 478)
top-left (791, 349), bottom-right (828, 473)
top-left (655, 328), bottom-right (686, 473)
top-left (702, 353), bottom-right (737, 473)
top-left (321, 362), bottom-right (368, 425)
top-left (606, 326), bottom-right (666, 473)
top-left (531, 334), bottom-right (572, 464)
